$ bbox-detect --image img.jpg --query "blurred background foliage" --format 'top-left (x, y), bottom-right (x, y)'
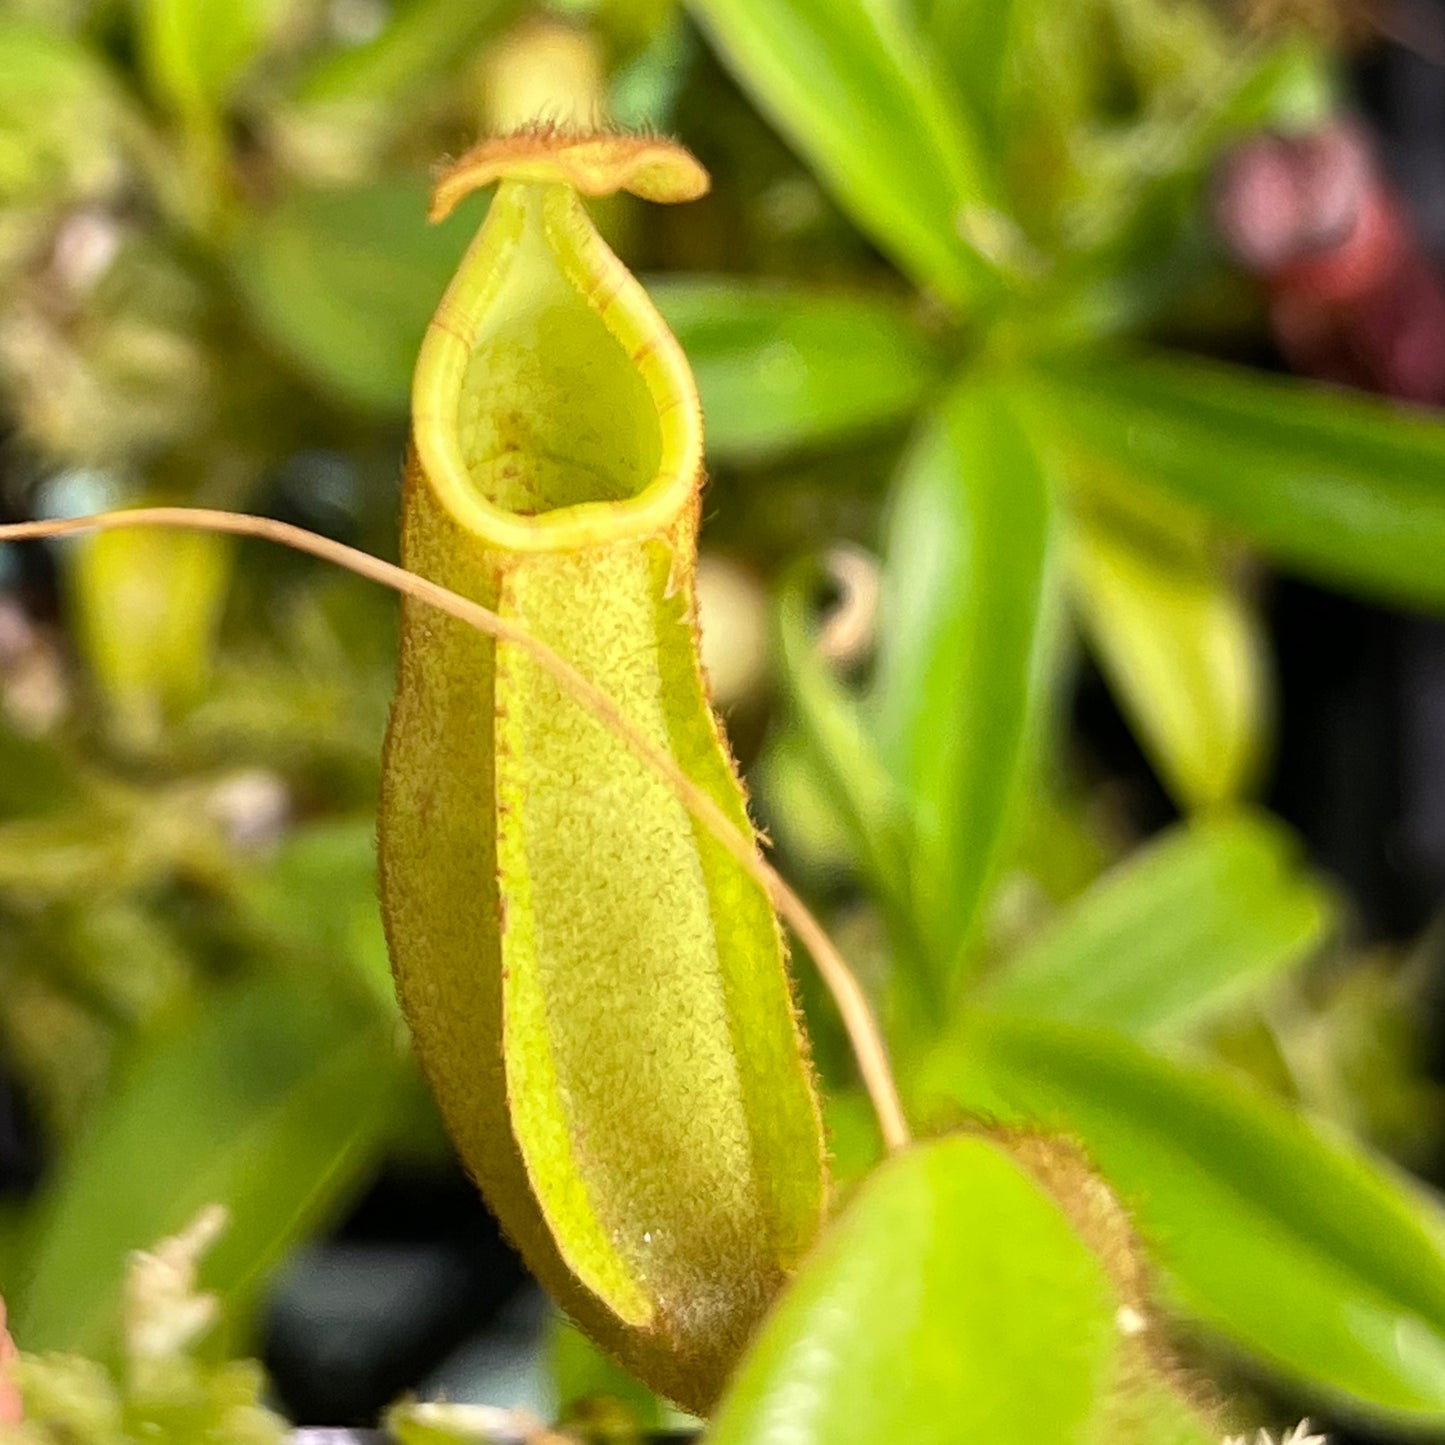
top-left (5, 0), bottom-right (1445, 1439)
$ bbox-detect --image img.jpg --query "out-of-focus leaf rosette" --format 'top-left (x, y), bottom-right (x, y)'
top-left (3, 286), bottom-right (228, 746)
top-left (0, 20), bottom-right (219, 479)
top-left (0, 238), bottom-right (215, 473)
top-left (0, 20), bottom-right (160, 277)
top-left (0, 754), bottom-right (294, 1146)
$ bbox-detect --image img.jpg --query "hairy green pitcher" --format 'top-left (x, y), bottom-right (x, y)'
top-left (378, 131), bottom-right (828, 1413)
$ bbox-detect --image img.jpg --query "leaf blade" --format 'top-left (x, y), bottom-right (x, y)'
top-left (707, 1134), bottom-right (1121, 1445)
top-left (1068, 500), bottom-right (1269, 809)
top-left (685, 0), bottom-right (999, 304)
top-left (912, 0), bottom-right (1029, 152)
top-left (229, 179), bottom-right (477, 415)
top-left (870, 380), bottom-right (1058, 977)
top-left (775, 564), bottom-right (910, 909)
top-left (981, 812), bottom-right (1335, 1036)
top-left (650, 279), bottom-right (943, 463)
top-left (134, 0), bottom-right (284, 117)
top-left (1035, 354), bottom-right (1445, 609)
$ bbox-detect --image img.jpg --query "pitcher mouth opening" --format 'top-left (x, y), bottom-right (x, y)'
top-left (411, 180), bottom-right (701, 554)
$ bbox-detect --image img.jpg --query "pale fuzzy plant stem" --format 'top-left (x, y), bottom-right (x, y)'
top-left (0, 507), bottom-right (912, 1154)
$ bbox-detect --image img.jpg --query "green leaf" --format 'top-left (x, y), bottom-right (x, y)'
top-left (684, 0), bottom-right (1000, 305)
top-left (981, 812), bottom-right (1335, 1036)
top-left (11, 975), bottom-right (396, 1355)
top-left (0, 809), bottom-right (169, 902)
top-left (133, 0), bottom-right (286, 116)
top-left (754, 727), bottom-right (862, 878)
top-left (237, 819), bottom-right (396, 1019)
top-left (869, 380), bottom-right (1057, 979)
top-left (912, 0), bottom-right (1029, 152)
top-left (920, 1013), bottom-right (1445, 1425)
top-left (229, 179), bottom-right (478, 414)
top-left (1068, 495), bottom-right (1268, 809)
top-left (649, 279), bottom-right (943, 463)
top-left (707, 1134), bottom-right (1122, 1444)
top-left (821, 1087), bottom-right (885, 1189)
top-left (0, 21), bottom-right (144, 213)
top-left (551, 1315), bottom-right (669, 1432)
top-left (1035, 354), bottom-right (1445, 610)
top-left (1203, 33), bottom-right (1335, 137)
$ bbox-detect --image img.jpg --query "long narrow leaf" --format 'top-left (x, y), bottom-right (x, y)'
top-left (1034, 354), bottom-right (1445, 609)
top-left (1068, 500), bottom-right (1269, 809)
top-left (870, 380), bottom-right (1058, 979)
top-left (134, 0), bottom-right (285, 117)
top-left (981, 812), bottom-right (1335, 1036)
top-left (913, 0), bottom-right (1030, 151)
top-left (685, 0), bottom-right (999, 305)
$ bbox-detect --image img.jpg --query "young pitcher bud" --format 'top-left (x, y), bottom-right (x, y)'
top-left (379, 130), bottom-right (828, 1413)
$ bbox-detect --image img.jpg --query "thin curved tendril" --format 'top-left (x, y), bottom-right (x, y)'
top-left (0, 507), bottom-right (911, 1154)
